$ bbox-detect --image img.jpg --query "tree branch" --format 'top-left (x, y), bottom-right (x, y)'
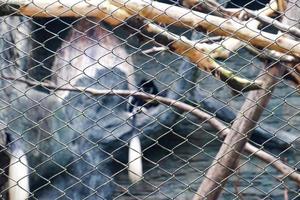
top-left (3, 74), bottom-right (300, 187)
top-left (193, 63), bottom-right (286, 200)
top-left (141, 46), bottom-right (167, 54)
top-left (127, 18), bottom-right (262, 91)
top-left (1, 74), bottom-right (230, 133)
top-left (109, 0), bottom-right (300, 57)
top-left (0, 0), bottom-right (263, 91)
top-left (245, 45), bottom-right (300, 63)
top-left (183, 0), bottom-right (279, 60)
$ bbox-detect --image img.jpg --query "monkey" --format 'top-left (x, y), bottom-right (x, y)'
top-left (1, 7), bottom-right (297, 199)
top-left (0, 14), bottom-right (196, 198)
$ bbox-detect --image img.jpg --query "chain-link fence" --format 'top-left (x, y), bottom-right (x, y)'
top-left (0, 0), bottom-right (300, 199)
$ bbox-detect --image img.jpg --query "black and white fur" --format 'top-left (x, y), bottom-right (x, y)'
top-left (127, 80), bottom-right (159, 183)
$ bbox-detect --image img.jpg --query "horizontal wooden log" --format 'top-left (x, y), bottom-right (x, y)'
top-left (0, 0), bottom-right (128, 26)
top-left (1, 0), bottom-right (300, 57)
top-left (109, 0), bottom-right (300, 57)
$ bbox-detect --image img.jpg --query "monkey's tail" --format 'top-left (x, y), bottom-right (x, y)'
top-left (128, 136), bottom-right (143, 183)
top-left (8, 149), bottom-right (30, 200)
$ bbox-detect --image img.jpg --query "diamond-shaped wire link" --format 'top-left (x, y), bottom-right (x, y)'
top-left (0, 0), bottom-right (300, 199)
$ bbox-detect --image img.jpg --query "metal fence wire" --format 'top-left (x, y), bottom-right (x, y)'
top-left (0, 0), bottom-right (300, 199)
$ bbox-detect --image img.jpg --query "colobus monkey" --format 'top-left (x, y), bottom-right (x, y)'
top-left (2, 131), bottom-right (30, 200)
top-left (127, 79), bottom-right (159, 183)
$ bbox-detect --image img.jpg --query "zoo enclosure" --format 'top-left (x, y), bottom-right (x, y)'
top-left (0, 0), bottom-right (300, 199)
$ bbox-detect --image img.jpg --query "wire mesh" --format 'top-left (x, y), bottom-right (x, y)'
top-left (0, 0), bottom-right (300, 199)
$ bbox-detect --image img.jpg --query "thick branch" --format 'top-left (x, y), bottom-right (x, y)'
top-left (109, 0), bottom-right (300, 57)
top-left (1, 0), bottom-right (300, 57)
top-left (193, 64), bottom-right (286, 200)
top-left (0, 0), bottom-right (128, 26)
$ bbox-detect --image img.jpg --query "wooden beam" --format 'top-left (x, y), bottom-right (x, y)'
top-left (1, 0), bottom-right (300, 57)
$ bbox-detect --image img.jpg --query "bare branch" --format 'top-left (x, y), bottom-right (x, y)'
top-left (198, 36), bottom-right (225, 43)
top-left (245, 45), bottom-right (300, 63)
top-left (4, 74), bottom-right (300, 187)
top-left (127, 18), bottom-right (263, 91)
top-left (193, 64), bottom-right (286, 200)
top-left (245, 143), bottom-right (300, 184)
top-left (1, 74), bottom-right (230, 133)
top-left (141, 37), bottom-right (225, 55)
top-left (0, 0), bottom-right (129, 26)
top-left (0, 0), bottom-right (263, 91)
